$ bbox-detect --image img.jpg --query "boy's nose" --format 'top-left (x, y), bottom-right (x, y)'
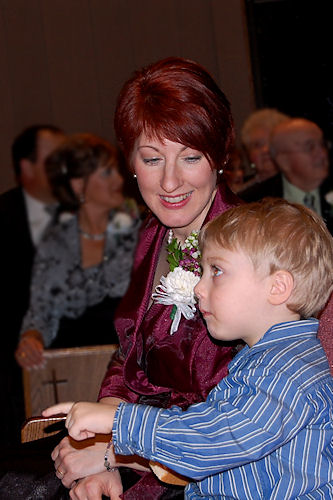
top-left (194, 280), bottom-right (203, 299)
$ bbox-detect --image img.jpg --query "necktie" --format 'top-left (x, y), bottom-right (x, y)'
top-left (44, 204), bottom-right (58, 217)
top-left (303, 193), bottom-right (315, 210)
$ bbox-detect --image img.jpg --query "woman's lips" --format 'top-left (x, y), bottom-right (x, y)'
top-left (159, 191), bottom-right (193, 208)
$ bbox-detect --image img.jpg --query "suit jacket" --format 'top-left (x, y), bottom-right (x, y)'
top-left (239, 173), bottom-right (333, 235)
top-left (0, 187), bottom-right (35, 348)
top-left (0, 186), bottom-right (35, 445)
top-left (318, 293), bottom-right (333, 375)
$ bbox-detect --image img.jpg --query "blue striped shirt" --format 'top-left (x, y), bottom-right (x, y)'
top-left (112, 319), bottom-right (333, 499)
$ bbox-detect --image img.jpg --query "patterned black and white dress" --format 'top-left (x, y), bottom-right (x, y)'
top-left (20, 203), bottom-right (140, 347)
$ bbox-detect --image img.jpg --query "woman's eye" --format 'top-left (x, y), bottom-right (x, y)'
top-left (250, 141), bottom-right (265, 151)
top-left (212, 265), bottom-right (223, 277)
top-left (143, 157), bottom-right (161, 165)
top-left (100, 168), bottom-right (111, 177)
top-left (184, 155), bottom-right (202, 163)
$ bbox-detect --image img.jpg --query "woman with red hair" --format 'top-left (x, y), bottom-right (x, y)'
top-left (51, 57), bottom-right (240, 499)
top-left (5, 57), bottom-right (332, 500)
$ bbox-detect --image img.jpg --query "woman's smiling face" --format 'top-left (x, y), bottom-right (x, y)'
top-left (131, 134), bottom-right (217, 238)
top-left (83, 162), bottom-right (124, 210)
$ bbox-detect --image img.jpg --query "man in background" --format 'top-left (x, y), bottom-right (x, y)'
top-left (0, 124), bottom-right (64, 447)
top-left (240, 118), bottom-right (332, 234)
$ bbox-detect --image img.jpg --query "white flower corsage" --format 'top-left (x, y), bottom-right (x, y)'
top-left (152, 230), bottom-right (201, 335)
top-left (111, 212), bottom-right (133, 231)
top-left (108, 199), bottom-right (138, 233)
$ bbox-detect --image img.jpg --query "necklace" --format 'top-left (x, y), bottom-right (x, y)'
top-left (167, 229), bottom-right (174, 245)
top-left (79, 228), bottom-right (106, 241)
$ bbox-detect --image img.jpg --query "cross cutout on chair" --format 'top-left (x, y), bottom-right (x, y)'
top-left (42, 369), bottom-right (68, 404)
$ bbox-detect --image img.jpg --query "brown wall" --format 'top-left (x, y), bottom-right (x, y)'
top-left (0, 0), bottom-right (255, 193)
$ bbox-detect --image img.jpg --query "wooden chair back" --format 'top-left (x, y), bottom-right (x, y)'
top-left (23, 344), bottom-right (117, 418)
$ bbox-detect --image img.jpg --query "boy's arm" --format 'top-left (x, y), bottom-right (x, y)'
top-left (112, 371), bottom-right (314, 481)
top-left (44, 366), bottom-right (315, 482)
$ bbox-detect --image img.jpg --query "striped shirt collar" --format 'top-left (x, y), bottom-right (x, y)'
top-left (229, 318), bottom-right (319, 372)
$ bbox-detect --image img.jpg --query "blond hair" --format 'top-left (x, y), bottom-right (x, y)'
top-left (200, 198), bottom-right (333, 318)
top-left (241, 108), bottom-right (289, 148)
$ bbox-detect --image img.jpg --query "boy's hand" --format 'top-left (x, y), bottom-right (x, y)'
top-left (43, 401), bottom-right (118, 441)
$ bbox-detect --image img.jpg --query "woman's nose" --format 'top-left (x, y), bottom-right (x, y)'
top-left (160, 163), bottom-right (182, 192)
top-left (260, 144), bottom-right (270, 155)
top-left (114, 169), bottom-right (124, 187)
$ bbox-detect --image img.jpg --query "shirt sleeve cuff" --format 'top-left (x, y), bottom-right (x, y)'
top-left (112, 402), bottom-right (163, 459)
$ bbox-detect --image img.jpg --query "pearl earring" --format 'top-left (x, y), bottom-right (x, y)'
top-left (218, 169), bottom-right (223, 175)
top-left (133, 173), bottom-right (137, 179)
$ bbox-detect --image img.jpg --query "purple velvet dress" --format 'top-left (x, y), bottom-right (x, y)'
top-left (318, 293), bottom-right (333, 375)
top-left (99, 183), bottom-right (240, 498)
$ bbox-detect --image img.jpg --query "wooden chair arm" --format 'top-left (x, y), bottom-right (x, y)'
top-left (21, 415), bottom-right (66, 443)
top-left (149, 460), bottom-right (190, 486)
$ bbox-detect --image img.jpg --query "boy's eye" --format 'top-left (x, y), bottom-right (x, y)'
top-left (212, 265), bottom-right (223, 277)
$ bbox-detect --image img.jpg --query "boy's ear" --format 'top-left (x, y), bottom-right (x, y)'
top-left (268, 270), bottom-right (294, 305)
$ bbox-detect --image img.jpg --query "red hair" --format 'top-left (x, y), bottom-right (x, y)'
top-left (114, 57), bottom-right (234, 170)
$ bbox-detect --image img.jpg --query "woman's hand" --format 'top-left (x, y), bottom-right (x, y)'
top-left (51, 432), bottom-right (150, 488)
top-left (69, 470), bottom-right (123, 500)
top-left (52, 435), bottom-right (110, 488)
top-left (43, 401), bottom-right (119, 440)
top-left (15, 330), bottom-right (44, 368)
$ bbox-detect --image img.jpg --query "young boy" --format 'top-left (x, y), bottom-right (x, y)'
top-left (44, 198), bottom-right (333, 499)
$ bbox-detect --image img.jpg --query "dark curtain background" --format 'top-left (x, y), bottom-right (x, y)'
top-left (246, 0), bottom-right (333, 142)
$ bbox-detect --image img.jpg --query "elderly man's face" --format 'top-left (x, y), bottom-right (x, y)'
top-left (274, 122), bottom-right (329, 191)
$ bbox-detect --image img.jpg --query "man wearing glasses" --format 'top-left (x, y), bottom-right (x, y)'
top-left (240, 117), bottom-right (332, 235)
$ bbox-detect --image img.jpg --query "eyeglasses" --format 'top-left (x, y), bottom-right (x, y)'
top-left (277, 139), bottom-right (331, 156)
